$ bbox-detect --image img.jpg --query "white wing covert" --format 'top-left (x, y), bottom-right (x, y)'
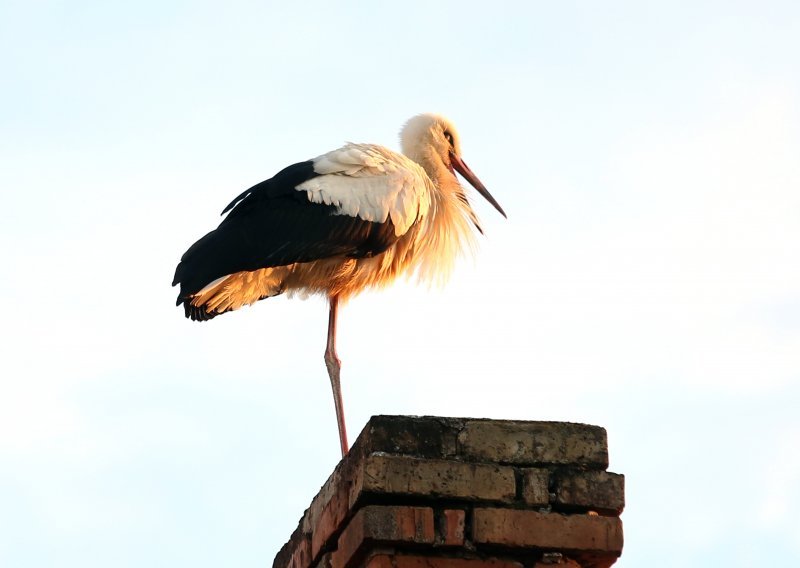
top-left (297, 143), bottom-right (432, 236)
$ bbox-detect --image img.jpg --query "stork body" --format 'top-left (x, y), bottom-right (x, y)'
top-left (173, 114), bottom-right (505, 456)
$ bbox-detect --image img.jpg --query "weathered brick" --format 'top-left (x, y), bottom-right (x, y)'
top-left (458, 421), bottom-right (608, 468)
top-left (331, 506), bottom-right (435, 568)
top-left (358, 415), bottom-right (460, 458)
top-left (532, 556), bottom-right (582, 567)
top-left (355, 417), bottom-right (609, 469)
top-left (276, 416), bottom-right (623, 568)
top-left (289, 534), bottom-right (312, 568)
top-left (309, 474), bottom-right (359, 560)
top-left (296, 417), bottom-right (611, 565)
top-left (521, 468), bottom-right (550, 507)
top-left (438, 509), bottom-right (466, 546)
top-left (366, 555), bottom-right (523, 568)
top-left (472, 508), bottom-right (623, 554)
top-left (303, 455), bottom-right (367, 561)
top-left (275, 527), bottom-right (308, 568)
top-left (362, 454), bottom-right (516, 503)
top-left (364, 556), bottom-right (393, 568)
top-left (312, 553), bottom-right (332, 568)
top-left (552, 471), bottom-right (624, 514)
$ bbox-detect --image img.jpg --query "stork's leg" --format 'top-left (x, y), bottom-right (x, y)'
top-left (324, 295), bottom-right (348, 457)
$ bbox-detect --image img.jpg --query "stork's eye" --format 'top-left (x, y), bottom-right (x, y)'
top-left (444, 131), bottom-right (455, 148)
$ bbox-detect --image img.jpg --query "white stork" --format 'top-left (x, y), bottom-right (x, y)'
top-left (173, 113), bottom-right (506, 457)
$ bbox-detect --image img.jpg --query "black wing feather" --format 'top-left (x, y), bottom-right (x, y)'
top-left (172, 160), bottom-right (399, 306)
top-left (220, 160), bottom-right (318, 216)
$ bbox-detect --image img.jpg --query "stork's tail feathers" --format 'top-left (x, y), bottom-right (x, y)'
top-left (173, 262), bottom-right (288, 322)
top-left (181, 299), bottom-right (221, 322)
top-left (173, 283), bottom-right (222, 322)
top-left (173, 257), bottom-right (226, 321)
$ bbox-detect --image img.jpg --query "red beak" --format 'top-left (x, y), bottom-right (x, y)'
top-left (449, 152), bottom-right (507, 218)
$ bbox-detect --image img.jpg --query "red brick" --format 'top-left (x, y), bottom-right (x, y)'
top-left (438, 509), bottom-right (465, 546)
top-left (472, 508), bottom-right (623, 554)
top-left (532, 557), bottom-right (582, 567)
top-left (288, 534), bottom-right (311, 568)
top-left (307, 461), bottom-right (366, 561)
top-left (364, 556), bottom-right (392, 568)
top-left (331, 506), bottom-right (435, 568)
top-left (310, 480), bottom-right (352, 560)
top-left (366, 554), bottom-right (523, 568)
top-left (312, 553), bottom-right (332, 568)
top-left (275, 527), bottom-right (311, 568)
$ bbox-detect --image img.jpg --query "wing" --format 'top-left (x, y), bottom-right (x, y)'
top-left (298, 143), bottom-right (432, 236)
top-left (172, 144), bottom-right (430, 305)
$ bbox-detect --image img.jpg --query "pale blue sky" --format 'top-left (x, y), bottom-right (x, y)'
top-left (1, 1), bottom-right (799, 567)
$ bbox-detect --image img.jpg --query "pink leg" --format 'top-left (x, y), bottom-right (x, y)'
top-left (324, 295), bottom-right (348, 457)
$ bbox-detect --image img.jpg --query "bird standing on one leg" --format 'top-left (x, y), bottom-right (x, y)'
top-left (172, 113), bottom-right (506, 457)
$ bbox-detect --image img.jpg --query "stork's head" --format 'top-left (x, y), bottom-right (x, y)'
top-left (401, 113), bottom-right (506, 218)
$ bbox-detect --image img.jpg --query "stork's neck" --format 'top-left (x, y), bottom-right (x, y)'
top-left (401, 146), bottom-right (481, 289)
top-left (405, 147), bottom-right (457, 193)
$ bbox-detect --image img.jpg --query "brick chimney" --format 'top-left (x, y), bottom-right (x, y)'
top-left (274, 416), bottom-right (624, 568)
